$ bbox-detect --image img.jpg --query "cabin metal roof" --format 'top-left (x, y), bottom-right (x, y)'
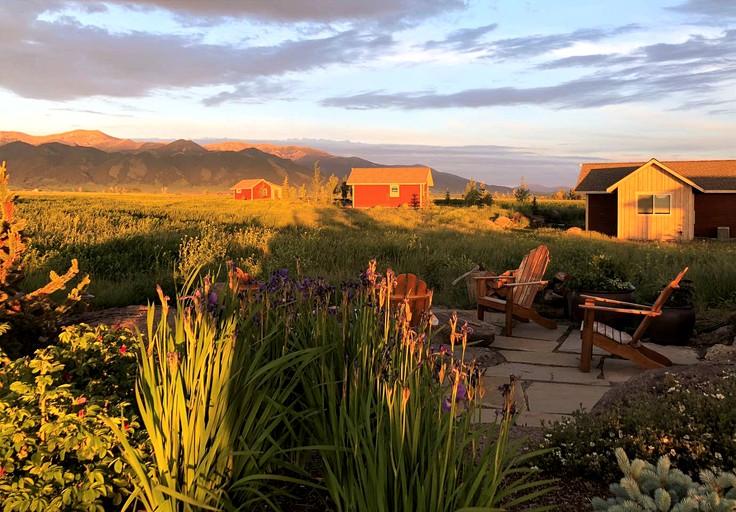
top-left (346, 167), bottom-right (434, 186)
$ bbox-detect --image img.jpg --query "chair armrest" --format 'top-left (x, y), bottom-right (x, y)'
top-left (503, 280), bottom-right (548, 288)
top-left (578, 294), bottom-right (649, 309)
top-left (579, 304), bottom-right (662, 316)
top-left (473, 275), bottom-right (516, 282)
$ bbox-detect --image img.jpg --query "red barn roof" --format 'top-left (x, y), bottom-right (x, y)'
top-left (230, 179), bottom-right (281, 190)
top-left (346, 167), bottom-right (434, 186)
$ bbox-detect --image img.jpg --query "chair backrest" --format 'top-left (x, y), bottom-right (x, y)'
top-left (394, 273), bottom-right (429, 297)
top-left (630, 267), bottom-right (689, 343)
top-left (513, 245), bottom-right (550, 308)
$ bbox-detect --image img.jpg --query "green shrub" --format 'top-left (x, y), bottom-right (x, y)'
top-left (593, 448), bottom-right (736, 511)
top-left (540, 371), bottom-right (736, 482)
top-left (0, 163), bottom-right (90, 359)
top-left (0, 324), bottom-right (145, 511)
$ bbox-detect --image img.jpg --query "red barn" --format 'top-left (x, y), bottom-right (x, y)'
top-left (230, 179), bottom-right (282, 200)
top-left (346, 167), bottom-right (433, 208)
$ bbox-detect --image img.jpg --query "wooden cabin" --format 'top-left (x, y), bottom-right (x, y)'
top-left (230, 179), bottom-right (282, 200)
top-left (575, 158), bottom-right (736, 240)
top-left (346, 167), bottom-right (433, 208)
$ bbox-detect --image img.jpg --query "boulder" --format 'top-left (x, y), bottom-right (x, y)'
top-left (592, 363), bottom-right (736, 413)
top-left (431, 308), bottom-right (499, 347)
top-left (566, 227), bottom-right (583, 235)
top-left (696, 325), bottom-right (734, 346)
top-left (705, 344), bottom-right (736, 363)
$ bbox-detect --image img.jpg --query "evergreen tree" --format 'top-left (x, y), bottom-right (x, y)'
top-left (298, 184), bottom-right (307, 200)
top-left (444, 188), bottom-right (451, 204)
top-left (463, 178), bottom-right (481, 205)
top-left (514, 176), bottom-right (531, 203)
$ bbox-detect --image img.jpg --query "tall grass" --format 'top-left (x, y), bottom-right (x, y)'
top-left (16, 192), bottom-right (736, 311)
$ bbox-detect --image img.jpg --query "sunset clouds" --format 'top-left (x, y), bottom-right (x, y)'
top-left (1, 0), bottom-right (734, 186)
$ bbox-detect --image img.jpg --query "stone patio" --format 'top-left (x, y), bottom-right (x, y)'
top-left (472, 311), bottom-right (701, 426)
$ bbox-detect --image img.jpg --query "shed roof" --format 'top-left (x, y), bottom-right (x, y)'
top-left (346, 167), bottom-right (434, 187)
top-left (575, 159), bottom-right (736, 192)
top-left (230, 179), bottom-right (281, 190)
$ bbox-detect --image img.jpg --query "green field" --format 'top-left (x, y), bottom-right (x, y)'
top-left (16, 192), bottom-right (736, 311)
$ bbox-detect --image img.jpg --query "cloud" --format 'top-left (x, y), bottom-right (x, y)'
top-left (486, 24), bottom-right (640, 60)
top-left (94, 0), bottom-right (467, 23)
top-left (423, 23), bottom-right (498, 52)
top-left (324, 29), bottom-right (736, 110)
top-left (537, 54), bottom-right (636, 69)
top-left (668, 0), bottom-right (736, 19)
top-left (0, 2), bottom-right (394, 101)
top-left (321, 76), bottom-right (640, 110)
top-left (202, 79), bottom-right (296, 106)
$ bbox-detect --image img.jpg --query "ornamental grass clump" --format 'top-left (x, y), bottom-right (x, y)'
top-left (296, 260), bottom-right (553, 512)
top-left (107, 266), bottom-right (322, 511)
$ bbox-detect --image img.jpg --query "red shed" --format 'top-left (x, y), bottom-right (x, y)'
top-left (230, 179), bottom-right (282, 200)
top-left (346, 167), bottom-right (433, 208)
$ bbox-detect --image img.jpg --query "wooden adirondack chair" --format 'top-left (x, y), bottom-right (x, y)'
top-left (390, 273), bottom-right (433, 327)
top-left (579, 268), bottom-right (689, 372)
top-left (475, 245), bottom-right (557, 336)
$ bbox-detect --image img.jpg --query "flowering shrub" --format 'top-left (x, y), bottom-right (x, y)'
top-left (0, 324), bottom-right (145, 511)
top-left (540, 371), bottom-right (736, 482)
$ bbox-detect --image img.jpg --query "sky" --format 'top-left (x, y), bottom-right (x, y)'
top-left (1, 0), bottom-right (735, 187)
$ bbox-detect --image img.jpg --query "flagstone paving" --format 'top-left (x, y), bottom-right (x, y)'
top-left (474, 312), bottom-right (704, 427)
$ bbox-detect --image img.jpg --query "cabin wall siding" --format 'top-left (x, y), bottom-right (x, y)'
top-left (587, 192), bottom-right (618, 236)
top-left (616, 164), bottom-right (694, 240)
top-left (694, 193), bottom-right (736, 238)
top-left (353, 184), bottom-right (422, 208)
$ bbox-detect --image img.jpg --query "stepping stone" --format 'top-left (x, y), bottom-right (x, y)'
top-left (491, 335), bottom-right (557, 352)
top-left (479, 311), bottom-right (567, 342)
top-left (641, 343), bottom-right (700, 365)
top-left (557, 333), bottom-right (607, 356)
top-left (498, 349), bottom-right (599, 368)
top-left (525, 382), bottom-right (609, 415)
top-left (548, 366), bottom-right (609, 386)
top-left (504, 322), bottom-right (568, 342)
top-left (601, 358), bottom-right (644, 383)
top-left (484, 362), bottom-right (555, 382)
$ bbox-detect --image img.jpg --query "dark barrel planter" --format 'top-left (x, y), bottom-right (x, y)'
top-left (646, 306), bottom-right (696, 345)
top-left (569, 288), bottom-right (636, 331)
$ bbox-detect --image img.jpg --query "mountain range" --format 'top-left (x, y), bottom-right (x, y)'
top-left (0, 130), bottom-right (514, 194)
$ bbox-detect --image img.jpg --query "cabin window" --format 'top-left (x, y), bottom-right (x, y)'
top-left (637, 194), bottom-right (671, 215)
top-left (260, 187), bottom-right (269, 197)
top-left (236, 189), bottom-right (241, 193)
top-left (389, 184), bottom-right (400, 197)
